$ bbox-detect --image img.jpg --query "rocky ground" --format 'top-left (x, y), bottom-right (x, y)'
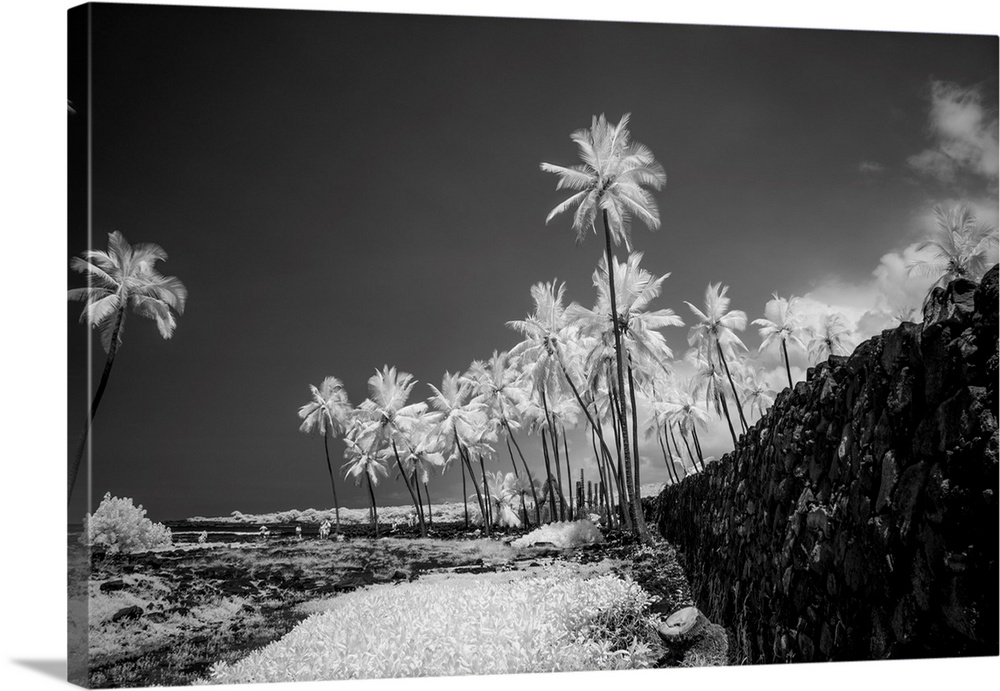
top-left (79, 524), bottom-right (719, 688)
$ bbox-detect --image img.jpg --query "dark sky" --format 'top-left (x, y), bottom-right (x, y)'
top-left (67, 3), bottom-right (997, 521)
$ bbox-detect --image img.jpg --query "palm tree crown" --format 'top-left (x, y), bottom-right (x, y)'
top-left (908, 204), bottom-right (998, 290)
top-left (808, 312), bottom-right (855, 363)
top-left (298, 376), bottom-right (353, 438)
top-left (685, 283), bottom-right (747, 357)
top-left (540, 113), bottom-right (666, 251)
top-left (68, 230), bottom-right (188, 351)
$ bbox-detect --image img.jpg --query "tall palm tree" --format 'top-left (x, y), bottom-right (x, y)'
top-left (67, 230), bottom-right (187, 503)
top-left (752, 294), bottom-right (807, 389)
top-left (297, 376), bottom-right (352, 534)
top-left (569, 252), bottom-right (683, 506)
top-left (541, 113), bottom-right (666, 541)
top-left (908, 204), bottom-right (998, 298)
top-left (685, 283), bottom-right (750, 435)
top-left (343, 425), bottom-right (388, 537)
top-left (808, 313), bottom-right (855, 363)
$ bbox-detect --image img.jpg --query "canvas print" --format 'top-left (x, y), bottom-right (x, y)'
top-left (67, 3), bottom-right (998, 688)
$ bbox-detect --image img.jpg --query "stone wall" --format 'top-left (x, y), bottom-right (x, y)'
top-left (652, 267), bottom-right (998, 663)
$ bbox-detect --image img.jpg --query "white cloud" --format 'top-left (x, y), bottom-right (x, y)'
top-left (907, 81), bottom-right (999, 189)
top-left (859, 160), bottom-right (885, 175)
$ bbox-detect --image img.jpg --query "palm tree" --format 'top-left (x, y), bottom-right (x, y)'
top-left (354, 366), bottom-right (430, 536)
top-left (462, 352), bottom-right (542, 520)
top-left (665, 383), bottom-right (712, 471)
top-left (395, 409), bottom-right (446, 529)
top-left (686, 283), bottom-right (750, 435)
top-left (687, 350), bottom-right (739, 448)
top-left (808, 313), bottom-right (855, 363)
top-left (541, 113), bottom-right (666, 541)
top-left (908, 204), bottom-right (998, 298)
top-left (742, 366), bottom-right (776, 423)
top-left (297, 376), bottom-right (352, 534)
top-left (752, 294), bottom-right (807, 389)
top-left (343, 425), bottom-right (388, 537)
top-left (569, 252), bottom-right (683, 507)
top-left (487, 471), bottom-right (522, 528)
top-left (427, 372), bottom-right (492, 534)
top-left (67, 230), bottom-right (187, 503)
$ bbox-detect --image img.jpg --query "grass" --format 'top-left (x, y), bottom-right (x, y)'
top-left (197, 562), bottom-right (662, 684)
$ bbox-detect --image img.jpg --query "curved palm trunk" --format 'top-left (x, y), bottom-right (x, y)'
top-left (781, 339), bottom-right (794, 390)
top-left (366, 473), bottom-right (379, 538)
top-left (657, 429), bottom-right (678, 484)
top-left (457, 440), bottom-right (489, 536)
top-left (504, 435), bottom-right (520, 478)
top-left (554, 355), bottom-right (624, 511)
top-left (717, 389), bottom-right (739, 447)
top-left (460, 460), bottom-right (469, 528)
top-left (716, 340), bottom-right (749, 434)
top-left (602, 211), bottom-right (647, 540)
top-left (669, 422), bottom-right (698, 474)
top-left (504, 421), bottom-right (541, 525)
top-left (562, 427), bottom-right (573, 518)
top-left (540, 433), bottom-right (556, 522)
top-left (691, 427), bottom-right (707, 471)
top-left (323, 434), bottom-right (341, 534)
top-left (69, 305), bottom-right (126, 504)
top-left (412, 471), bottom-right (427, 531)
top-left (540, 389), bottom-right (566, 520)
top-left (391, 442), bottom-right (426, 537)
top-left (423, 480), bottom-right (433, 527)
top-left (477, 454), bottom-right (492, 528)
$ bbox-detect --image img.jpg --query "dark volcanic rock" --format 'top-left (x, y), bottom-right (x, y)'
top-left (653, 268), bottom-right (999, 664)
top-left (99, 579), bottom-right (127, 593)
top-left (111, 605), bottom-right (143, 622)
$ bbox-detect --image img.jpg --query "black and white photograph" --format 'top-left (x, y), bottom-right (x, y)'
top-left (6, 1), bottom-right (1000, 690)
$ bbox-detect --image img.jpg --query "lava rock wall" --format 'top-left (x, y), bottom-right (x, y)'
top-left (652, 267), bottom-right (998, 663)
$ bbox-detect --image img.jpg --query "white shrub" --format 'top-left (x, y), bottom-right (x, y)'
top-left (511, 519), bottom-right (605, 550)
top-left (199, 564), bottom-right (655, 684)
top-left (79, 492), bottom-right (172, 554)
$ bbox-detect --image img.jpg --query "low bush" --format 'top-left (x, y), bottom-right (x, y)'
top-left (511, 519), bottom-right (604, 549)
top-left (80, 492), bottom-right (172, 554)
top-left (198, 564), bottom-right (657, 683)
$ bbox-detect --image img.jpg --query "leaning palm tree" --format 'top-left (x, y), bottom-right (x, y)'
top-left (67, 230), bottom-right (187, 503)
top-left (298, 376), bottom-right (352, 534)
top-left (808, 313), bottom-right (855, 363)
top-left (752, 294), bottom-right (808, 389)
top-left (908, 204), bottom-right (998, 300)
top-left (541, 113), bottom-right (666, 541)
top-left (686, 283), bottom-right (750, 435)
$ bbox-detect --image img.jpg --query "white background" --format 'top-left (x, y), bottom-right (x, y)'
top-left (1, 1), bottom-right (997, 690)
